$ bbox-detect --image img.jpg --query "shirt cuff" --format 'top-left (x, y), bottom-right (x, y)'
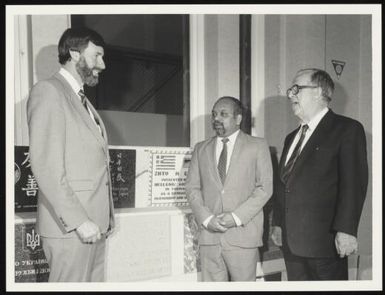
top-left (232, 213), bottom-right (242, 226)
top-left (203, 215), bottom-right (214, 228)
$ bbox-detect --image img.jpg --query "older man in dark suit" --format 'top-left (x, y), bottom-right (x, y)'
top-left (272, 68), bottom-right (368, 280)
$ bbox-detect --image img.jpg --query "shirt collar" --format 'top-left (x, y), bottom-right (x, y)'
top-left (59, 67), bottom-right (83, 96)
top-left (303, 107), bottom-right (329, 131)
top-left (217, 129), bottom-right (240, 144)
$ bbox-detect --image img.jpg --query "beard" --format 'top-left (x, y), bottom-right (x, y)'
top-left (213, 121), bottom-right (225, 136)
top-left (75, 56), bottom-right (100, 87)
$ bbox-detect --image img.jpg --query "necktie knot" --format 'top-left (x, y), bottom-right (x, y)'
top-left (77, 89), bottom-right (102, 135)
top-left (222, 137), bottom-right (229, 144)
top-left (301, 124), bottom-right (309, 134)
top-left (78, 89), bottom-right (86, 104)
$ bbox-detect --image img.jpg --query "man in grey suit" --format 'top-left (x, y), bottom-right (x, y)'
top-left (27, 27), bottom-right (115, 282)
top-left (186, 96), bottom-right (273, 281)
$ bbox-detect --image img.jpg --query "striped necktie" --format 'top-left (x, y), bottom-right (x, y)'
top-left (78, 89), bottom-right (88, 111)
top-left (281, 124), bottom-right (309, 183)
top-left (78, 89), bottom-right (102, 134)
top-left (218, 137), bottom-right (229, 184)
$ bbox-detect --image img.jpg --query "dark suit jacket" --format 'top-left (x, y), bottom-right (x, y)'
top-left (273, 109), bottom-right (368, 257)
top-left (27, 72), bottom-right (115, 238)
top-left (186, 130), bottom-right (273, 248)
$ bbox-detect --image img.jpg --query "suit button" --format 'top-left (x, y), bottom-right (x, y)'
top-left (285, 189), bottom-right (290, 193)
top-left (221, 190), bottom-right (225, 194)
top-left (106, 182), bottom-right (109, 186)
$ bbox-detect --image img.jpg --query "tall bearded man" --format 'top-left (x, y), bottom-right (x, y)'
top-left (27, 27), bottom-right (115, 282)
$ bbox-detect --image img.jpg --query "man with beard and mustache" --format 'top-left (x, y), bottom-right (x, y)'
top-left (186, 96), bottom-right (273, 281)
top-left (27, 27), bottom-right (115, 282)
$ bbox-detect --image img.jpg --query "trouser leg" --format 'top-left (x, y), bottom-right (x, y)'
top-left (199, 244), bottom-right (229, 282)
top-left (41, 237), bottom-right (106, 282)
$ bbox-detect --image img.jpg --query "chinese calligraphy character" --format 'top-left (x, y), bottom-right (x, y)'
top-left (21, 175), bottom-right (38, 196)
top-left (21, 152), bottom-right (31, 168)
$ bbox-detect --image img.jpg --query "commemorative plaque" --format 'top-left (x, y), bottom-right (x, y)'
top-left (109, 148), bottom-right (136, 208)
top-left (134, 147), bottom-right (192, 208)
top-left (14, 221), bottom-right (49, 282)
top-left (15, 146), bottom-right (38, 212)
top-left (148, 149), bottom-right (192, 207)
top-left (14, 146), bottom-right (137, 211)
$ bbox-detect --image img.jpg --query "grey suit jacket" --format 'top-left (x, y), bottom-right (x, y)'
top-left (27, 72), bottom-right (115, 238)
top-left (186, 130), bottom-right (273, 248)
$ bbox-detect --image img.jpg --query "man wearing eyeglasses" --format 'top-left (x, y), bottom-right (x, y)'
top-left (271, 68), bottom-right (368, 280)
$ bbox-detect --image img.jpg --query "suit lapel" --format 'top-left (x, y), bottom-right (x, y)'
top-left (279, 128), bottom-right (299, 180)
top-left (205, 137), bottom-right (223, 189)
top-left (206, 130), bottom-right (245, 188)
top-left (86, 99), bottom-right (109, 144)
top-left (54, 73), bottom-right (108, 155)
top-left (287, 110), bottom-right (335, 183)
top-left (225, 130), bottom-right (244, 185)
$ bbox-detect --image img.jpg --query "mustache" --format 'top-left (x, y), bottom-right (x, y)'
top-left (92, 67), bottom-right (103, 73)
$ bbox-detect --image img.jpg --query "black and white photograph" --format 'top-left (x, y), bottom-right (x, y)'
top-left (5, 3), bottom-right (382, 292)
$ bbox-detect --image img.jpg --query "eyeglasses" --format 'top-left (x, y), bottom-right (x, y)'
top-left (286, 84), bottom-right (319, 97)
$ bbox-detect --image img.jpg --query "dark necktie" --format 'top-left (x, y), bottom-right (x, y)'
top-left (78, 89), bottom-right (88, 111)
top-left (78, 89), bottom-right (102, 132)
top-left (218, 137), bottom-right (229, 184)
top-left (281, 124), bottom-right (309, 183)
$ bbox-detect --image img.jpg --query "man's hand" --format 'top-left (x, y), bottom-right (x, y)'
top-left (217, 213), bottom-right (236, 229)
top-left (76, 220), bottom-right (101, 244)
top-left (271, 226), bottom-right (282, 246)
top-left (105, 226), bottom-right (114, 239)
top-left (335, 232), bottom-right (358, 258)
top-left (207, 216), bottom-right (228, 233)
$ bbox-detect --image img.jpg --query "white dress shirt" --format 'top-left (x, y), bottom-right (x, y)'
top-left (215, 129), bottom-right (239, 173)
top-left (285, 107), bottom-right (329, 165)
top-left (59, 68), bottom-right (102, 134)
top-left (203, 129), bottom-right (242, 228)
